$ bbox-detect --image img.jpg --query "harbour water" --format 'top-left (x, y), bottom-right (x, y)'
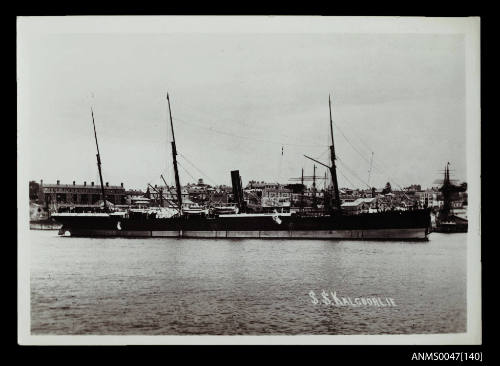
top-left (30, 230), bottom-right (466, 335)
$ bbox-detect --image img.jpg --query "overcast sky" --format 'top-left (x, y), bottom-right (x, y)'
top-left (20, 26), bottom-right (466, 190)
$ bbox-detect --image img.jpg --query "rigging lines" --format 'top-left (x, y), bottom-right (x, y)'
top-left (178, 153), bottom-right (218, 186)
top-left (172, 116), bottom-right (328, 148)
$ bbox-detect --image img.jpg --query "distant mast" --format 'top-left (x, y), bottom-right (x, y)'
top-left (90, 107), bottom-right (107, 211)
top-left (440, 162), bottom-right (453, 217)
top-left (328, 94), bottom-right (341, 210)
top-left (300, 168), bottom-right (304, 213)
top-left (312, 164), bottom-right (317, 208)
top-left (167, 93), bottom-right (183, 213)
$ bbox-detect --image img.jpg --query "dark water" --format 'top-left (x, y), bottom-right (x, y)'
top-left (30, 231), bottom-right (466, 335)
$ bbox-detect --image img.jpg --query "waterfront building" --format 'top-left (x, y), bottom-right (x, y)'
top-left (29, 180), bottom-right (40, 201)
top-left (149, 185), bottom-right (210, 208)
top-left (186, 183), bottom-right (212, 203)
top-left (159, 187), bottom-right (190, 206)
top-left (340, 199), bottom-right (365, 215)
top-left (416, 189), bottom-right (442, 208)
top-left (246, 181), bottom-right (281, 190)
top-left (405, 184), bottom-right (422, 192)
top-left (37, 180), bottom-right (126, 211)
top-left (261, 186), bottom-right (292, 208)
top-left (339, 188), bottom-right (362, 203)
top-left (341, 197), bottom-right (379, 215)
top-left (125, 190), bottom-right (150, 207)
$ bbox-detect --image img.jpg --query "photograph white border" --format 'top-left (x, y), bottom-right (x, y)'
top-left (17, 15), bottom-right (481, 345)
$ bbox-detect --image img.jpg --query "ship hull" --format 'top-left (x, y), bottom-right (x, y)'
top-left (54, 209), bottom-right (431, 241)
top-left (59, 227), bottom-right (427, 240)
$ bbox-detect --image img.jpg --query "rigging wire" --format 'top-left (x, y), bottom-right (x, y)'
top-left (172, 107), bottom-right (383, 190)
top-left (172, 116), bottom-right (328, 148)
top-left (371, 160), bottom-right (408, 189)
top-left (329, 106), bottom-right (412, 191)
top-left (337, 168), bottom-right (359, 190)
top-left (331, 120), bottom-right (372, 165)
top-left (332, 118), bottom-right (411, 194)
top-left (171, 104), bottom-right (411, 195)
top-left (332, 117), bottom-right (415, 193)
top-left (337, 157), bottom-right (372, 189)
top-left (177, 161), bottom-right (197, 182)
top-left (147, 183), bottom-right (177, 206)
top-left (159, 174), bottom-right (179, 198)
top-left (313, 147), bottom-right (330, 161)
top-left (178, 153), bottom-right (219, 186)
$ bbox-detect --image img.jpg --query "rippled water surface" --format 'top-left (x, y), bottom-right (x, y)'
top-left (30, 231), bottom-right (466, 335)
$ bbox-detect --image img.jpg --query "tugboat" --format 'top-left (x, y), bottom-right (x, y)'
top-left (53, 94), bottom-right (431, 240)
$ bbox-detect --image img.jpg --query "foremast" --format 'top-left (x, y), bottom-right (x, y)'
top-left (90, 107), bottom-right (107, 211)
top-left (167, 93), bottom-right (183, 214)
top-left (328, 94), bottom-right (341, 211)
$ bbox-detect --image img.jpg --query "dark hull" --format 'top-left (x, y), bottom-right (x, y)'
top-left (54, 209), bottom-right (431, 240)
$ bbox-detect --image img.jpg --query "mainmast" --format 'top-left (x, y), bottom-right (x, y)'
top-left (302, 95), bottom-right (342, 212)
top-left (90, 107), bottom-right (107, 211)
top-left (328, 94), bottom-right (341, 210)
top-left (167, 93), bottom-right (183, 213)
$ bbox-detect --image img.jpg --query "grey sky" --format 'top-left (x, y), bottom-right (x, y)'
top-left (21, 31), bottom-right (466, 190)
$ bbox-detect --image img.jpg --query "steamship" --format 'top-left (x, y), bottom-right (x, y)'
top-left (52, 94), bottom-right (431, 240)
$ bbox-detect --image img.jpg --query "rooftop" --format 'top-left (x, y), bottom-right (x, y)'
top-left (43, 183), bottom-right (124, 189)
top-left (341, 197), bottom-right (377, 207)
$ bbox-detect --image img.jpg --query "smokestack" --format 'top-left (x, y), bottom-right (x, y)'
top-left (231, 170), bottom-right (245, 212)
top-left (57, 180), bottom-right (60, 185)
top-left (106, 182), bottom-right (109, 187)
top-left (73, 181), bottom-right (75, 186)
top-left (121, 182), bottom-right (124, 188)
top-left (91, 182), bottom-right (94, 186)
top-left (84, 181), bottom-right (87, 186)
top-left (40, 179), bottom-right (43, 186)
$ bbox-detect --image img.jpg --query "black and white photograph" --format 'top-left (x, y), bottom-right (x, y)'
top-left (17, 16), bottom-right (481, 345)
